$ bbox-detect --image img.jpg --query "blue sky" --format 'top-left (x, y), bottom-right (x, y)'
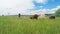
top-left (31, 0), bottom-right (60, 10)
top-left (27, 0), bottom-right (60, 15)
top-left (0, 0), bottom-right (60, 15)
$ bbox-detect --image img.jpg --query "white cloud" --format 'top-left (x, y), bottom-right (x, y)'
top-left (0, 0), bottom-right (35, 15)
top-left (0, 0), bottom-right (34, 8)
top-left (35, 0), bottom-right (48, 4)
top-left (28, 6), bottom-right (60, 15)
top-left (0, 0), bottom-right (60, 16)
top-left (25, 6), bottom-right (60, 15)
top-left (51, 6), bottom-right (60, 12)
top-left (15, 0), bottom-right (34, 10)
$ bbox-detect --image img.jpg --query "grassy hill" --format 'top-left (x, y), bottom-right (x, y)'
top-left (0, 16), bottom-right (60, 34)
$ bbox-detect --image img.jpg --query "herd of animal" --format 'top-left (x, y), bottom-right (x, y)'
top-left (18, 13), bottom-right (55, 19)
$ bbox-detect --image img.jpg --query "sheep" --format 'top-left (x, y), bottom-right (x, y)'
top-left (38, 14), bottom-right (46, 19)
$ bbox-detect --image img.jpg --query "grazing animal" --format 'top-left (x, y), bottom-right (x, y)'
top-left (18, 13), bottom-right (21, 18)
top-left (38, 14), bottom-right (46, 19)
top-left (30, 14), bottom-right (38, 19)
top-left (49, 16), bottom-right (55, 19)
top-left (2, 14), bottom-right (4, 16)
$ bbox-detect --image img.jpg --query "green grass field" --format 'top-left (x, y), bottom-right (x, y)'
top-left (0, 16), bottom-right (60, 34)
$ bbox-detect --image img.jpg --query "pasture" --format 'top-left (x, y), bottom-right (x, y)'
top-left (0, 16), bottom-right (60, 34)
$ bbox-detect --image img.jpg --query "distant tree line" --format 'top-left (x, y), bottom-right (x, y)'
top-left (55, 8), bottom-right (60, 17)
